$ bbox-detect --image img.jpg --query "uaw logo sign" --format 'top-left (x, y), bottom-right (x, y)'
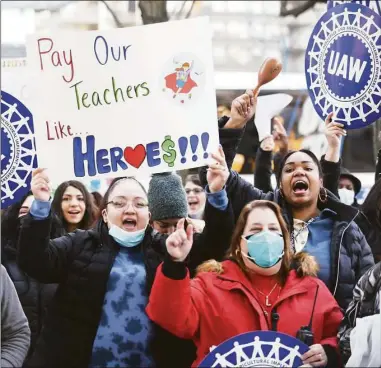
top-left (305, 3), bottom-right (381, 129)
top-left (1, 91), bottom-right (37, 208)
top-left (198, 331), bottom-right (309, 367)
top-left (327, 0), bottom-right (381, 15)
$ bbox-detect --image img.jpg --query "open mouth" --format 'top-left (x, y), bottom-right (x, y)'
top-left (292, 180), bottom-right (309, 194)
top-left (188, 200), bottom-right (199, 210)
top-left (68, 210), bottom-right (81, 215)
top-left (122, 218), bottom-right (137, 230)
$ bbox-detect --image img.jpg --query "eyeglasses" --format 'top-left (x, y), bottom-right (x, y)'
top-left (185, 188), bottom-right (204, 195)
top-left (106, 196), bottom-right (148, 210)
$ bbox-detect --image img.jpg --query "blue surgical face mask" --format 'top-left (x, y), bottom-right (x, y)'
top-left (242, 230), bottom-right (284, 268)
top-left (109, 225), bottom-right (146, 248)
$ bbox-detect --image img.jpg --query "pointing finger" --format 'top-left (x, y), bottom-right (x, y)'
top-left (176, 218), bottom-right (185, 231)
top-left (186, 224), bottom-right (194, 242)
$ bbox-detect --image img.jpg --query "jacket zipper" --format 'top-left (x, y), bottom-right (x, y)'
top-left (333, 210), bottom-right (360, 297)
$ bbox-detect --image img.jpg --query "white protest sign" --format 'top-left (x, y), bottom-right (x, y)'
top-left (26, 17), bottom-right (218, 182)
top-left (254, 94), bottom-right (293, 141)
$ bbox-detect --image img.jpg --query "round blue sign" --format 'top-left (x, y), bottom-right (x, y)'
top-left (1, 91), bottom-right (37, 209)
top-left (327, 0), bottom-right (381, 15)
top-left (198, 331), bottom-right (309, 367)
top-left (305, 3), bottom-right (381, 129)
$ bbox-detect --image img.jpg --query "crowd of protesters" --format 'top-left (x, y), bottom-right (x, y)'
top-left (2, 90), bottom-right (380, 368)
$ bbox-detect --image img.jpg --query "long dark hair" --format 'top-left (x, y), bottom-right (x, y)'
top-left (361, 178), bottom-right (381, 230)
top-left (51, 180), bottom-right (98, 231)
top-left (91, 191), bottom-right (103, 208)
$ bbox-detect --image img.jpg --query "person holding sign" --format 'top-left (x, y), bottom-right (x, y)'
top-left (16, 148), bottom-right (234, 368)
top-left (147, 200), bottom-right (343, 367)
top-left (200, 90), bottom-right (374, 311)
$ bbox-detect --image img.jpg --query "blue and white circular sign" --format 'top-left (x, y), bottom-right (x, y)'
top-left (305, 3), bottom-right (381, 129)
top-left (198, 331), bottom-right (309, 367)
top-left (1, 91), bottom-right (37, 208)
top-left (327, 0), bottom-right (381, 15)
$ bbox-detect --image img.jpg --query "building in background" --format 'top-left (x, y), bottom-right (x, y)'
top-left (1, 0), bottom-right (378, 185)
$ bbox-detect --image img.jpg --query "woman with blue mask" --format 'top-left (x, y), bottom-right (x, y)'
top-left (17, 148), bottom-right (234, 368)
top-left (199, 92), bottom-right (374, 311)
top-left (147, 200), bottom-right (343, 367)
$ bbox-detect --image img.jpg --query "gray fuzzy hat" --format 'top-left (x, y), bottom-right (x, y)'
top-left (148, 172), bottom-right (188, 221)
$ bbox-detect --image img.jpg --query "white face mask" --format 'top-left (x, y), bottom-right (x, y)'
top-left (339, 188), bottom-right (355, 206)
top-left (106, 216), bottom-right (148, 248)
top-left (109, 225), bottom-right (146, 247)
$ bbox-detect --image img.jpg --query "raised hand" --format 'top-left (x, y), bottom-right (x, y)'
top-left (272, 117), bottom-right (288, 153)
top-left (207, 145), bottom-right (229, 193)
top-left (325, 112), bottom-right (346, 148)
top-left (324, 112), bottom-right (347, 163)
top-left (260, 135), bottom-right (275, 152)
top-left (166, 219), bottom-right (193, 262)
top-left (225, 89), bottom-right (257, 129)
top-left (31, 168), bottom-right (51, 202)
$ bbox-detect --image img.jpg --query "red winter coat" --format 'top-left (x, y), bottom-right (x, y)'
top-left (147, 259), bottom-right (343, 367)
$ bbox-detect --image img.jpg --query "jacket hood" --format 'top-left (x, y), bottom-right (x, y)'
top-left (196, 252), bottom-right (319, 278)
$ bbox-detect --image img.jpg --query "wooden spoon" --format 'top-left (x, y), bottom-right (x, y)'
top-left (253, 57), bottom-right (283, 97)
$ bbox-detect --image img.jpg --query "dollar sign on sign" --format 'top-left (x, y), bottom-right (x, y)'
top-left (162, 135), bottom-right (177, 167)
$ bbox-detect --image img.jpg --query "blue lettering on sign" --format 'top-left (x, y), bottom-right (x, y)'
top-left (327, 51), bottom-right (368, 82)
top-left (323, 34), bottom-right (372, 99)
top-left (305, 3), bottom-right (381, 129)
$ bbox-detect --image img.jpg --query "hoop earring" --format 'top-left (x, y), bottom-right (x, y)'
top-left (319, 187), bottom-right (328, 203)
top-left (279, 189), bottom-right (285, 199)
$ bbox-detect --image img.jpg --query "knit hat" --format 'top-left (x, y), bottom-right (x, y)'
top-left (148, 173), bottom-right (188, 221)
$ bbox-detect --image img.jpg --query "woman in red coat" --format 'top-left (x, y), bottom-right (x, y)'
top-left (147, 200), bottom-right (343, 367)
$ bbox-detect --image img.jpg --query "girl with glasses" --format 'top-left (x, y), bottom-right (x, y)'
top-left (17, 147), bottom-right (234, 368)
top-left (184, 174), bottom-right (206, 220)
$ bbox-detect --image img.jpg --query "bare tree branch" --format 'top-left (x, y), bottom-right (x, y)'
top-left (100, 0), bottom-right (123, 27)
top-left (280, 0), bottom-right (319, 17)
top-left (173, 1), bottom-right (187, 19)
top-left (139, 0), bottom-right (169, 25)
top-left (185, 0), bottom-right (196, 19)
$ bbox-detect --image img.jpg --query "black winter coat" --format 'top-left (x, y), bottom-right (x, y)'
top-left (2, 244), bottom-right (57, 356)
top-left (338, 261), bottom-right (381, 363)
top-left (17, 201), bottom-right (234, 368)
top-left (199, 118), bottom-right (374, 310)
